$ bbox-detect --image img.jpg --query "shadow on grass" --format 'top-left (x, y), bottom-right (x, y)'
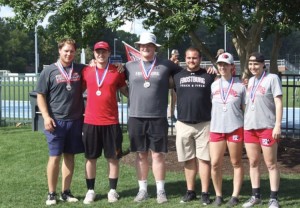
top-left (97, 176), bottom-right (300, 206)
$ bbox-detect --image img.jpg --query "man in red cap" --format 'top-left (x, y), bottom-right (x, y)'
top-left (81, 41), bottom-right (128, 204)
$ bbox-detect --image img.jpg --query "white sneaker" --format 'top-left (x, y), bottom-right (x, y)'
top-left (242, 196), bottom-right (262, 208)
top-left (83, 189), bottom-right (96, 204)
top-left (46, 192), bottom-right (57, 206)
top-left (157, 190), bottom-right (168, 204)
top-left (108, 189), bottom-right (119, 203)
top-left (134, 190), bottom-right (148, 202)
top-left (268, 198), bottom-right (280, 208)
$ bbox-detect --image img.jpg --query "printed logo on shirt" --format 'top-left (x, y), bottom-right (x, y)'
top-left (179, 75), bottom-right (206, 87)
top-left (248, 85), bottom-right (266, 95)
top-left (56, 72), bottom-right (81, 83)
top-left (262, 138), bottom-right (271, 145)
top-left (232, 135), bottom-right (239, 141)
top-left (134, 71), bottom-right (160, 77)
top-left (212, 89), bottom-right (238, 97)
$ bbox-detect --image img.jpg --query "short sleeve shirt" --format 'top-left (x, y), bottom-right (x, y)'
top-left (36, 62), bottom-right (85, 120)
top-left (125, 58), bottom-right (181, 118)
top-left (173, 68), bottom-right (215, 122)
top-left (82, 64), bottom-right (126, 125)
top-left (210, 77), bottom-right (246, 133)
top-left (244, 73), bottom-right (282, 130)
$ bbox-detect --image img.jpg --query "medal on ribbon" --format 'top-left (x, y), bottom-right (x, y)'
top-left (140, 57), bottom-right (156, 88)
top-left (250, 71), bottom-right (266, 111)
top-left (57, 61), bottom-right (73, 91)
top-left (220, 77), bottom-right (234, 112)
top-left (95, 63), bottom-right (109, 96)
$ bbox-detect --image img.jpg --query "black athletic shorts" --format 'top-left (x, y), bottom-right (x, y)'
top-left (82, 123), bottom-right (123, 159)
top-left (128, 117), bottom-right (168, 153)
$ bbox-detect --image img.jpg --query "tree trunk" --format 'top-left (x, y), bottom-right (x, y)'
top-left (270, 31), bottom-right (282, 74)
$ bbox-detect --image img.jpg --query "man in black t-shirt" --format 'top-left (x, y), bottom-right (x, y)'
top-left (173, 47), bottom-right (215, 205)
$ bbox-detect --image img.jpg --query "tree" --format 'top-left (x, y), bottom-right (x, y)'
top-left (1, 0), bottom-right (300, 75)
top-left (0, 18), bottom-right (34, 73)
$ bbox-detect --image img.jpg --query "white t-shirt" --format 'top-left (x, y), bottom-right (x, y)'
top-left (244, 73), bottom-right (282, 130)
top-left (210, 77), bottom-right (246, 133)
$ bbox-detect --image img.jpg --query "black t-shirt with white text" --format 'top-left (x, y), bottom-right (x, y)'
top-left (174, 68), bottom-right (215, 123)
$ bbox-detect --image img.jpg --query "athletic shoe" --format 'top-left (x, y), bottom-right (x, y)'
top-left (108, 189), bottom-right (119, 203)
top-left (268, 198), bottom-right (280, 208)
top-left (213, 196), bottom-right (224, 206)
top-left (171, 115), bottom-right (177, 123)
top-left (83, 189), bottom-right (96, 204)
top-left (226, 197), bottom-right (239, 207)
top-left (242, 196), bottom-right (262, 208)
top-left (180, 191), bottom-right (197, 203)
top-left (156, 190), bottom-right (168, 204)
top-left (201, 192), bottom-right (211, 205)
top-left (134, 190), bottom-right (148, 202)
top-left (46, 192), bottom-right (57, 206)
top-left (60, 189), bottom-right (78, 202)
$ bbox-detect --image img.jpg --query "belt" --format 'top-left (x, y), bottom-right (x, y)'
top-left (182, 121), bottom-right (200, 124)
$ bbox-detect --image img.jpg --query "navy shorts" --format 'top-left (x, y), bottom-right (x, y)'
top-left (82, 123), bottom-right (123, 159)
top-left (44, 118), bottom-right (84, 156)
top-left (128, 117), bottom-right (168, 153)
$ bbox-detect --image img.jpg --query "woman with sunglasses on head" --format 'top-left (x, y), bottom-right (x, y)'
top-left (210, 52), bottom-right (246, 207)
top-left (242, 52), bottom-right (283, 208)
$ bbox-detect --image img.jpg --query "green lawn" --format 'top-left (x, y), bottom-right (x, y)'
top-left (282, 80), bottom-right (300, 108)
top-left (0, 78), bottom-right (299, 108)
top-left (0, 125), bottom-right (299, 207)
top-left (0, 81), bottom-right (37, 101)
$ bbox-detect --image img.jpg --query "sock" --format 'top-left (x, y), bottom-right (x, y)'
top-left (138, 180), bottom-right (148, 191)
top-left (109, 178), bottom-right (118, 190)
top-left (270, 191), bottom-right (278, 200)
top-left (86, 178), bottom-right (95, 190)
top-left (156, 180), bottom-right (165, 193)
top-left (252, 188), bottom-right (261, 199)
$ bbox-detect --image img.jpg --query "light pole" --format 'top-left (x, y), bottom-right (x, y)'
top-left (224, 25), bottom-right (227, 51)
top-left (34, 24), bottom-right (39, 74)
top-left (114, 38), bottom-right (118, 56)
top-left (258, 38), bottom-right (263, 52)
top-left (166, 30), bottom-right (170, 59)
top-left (80, 29), bottom-right (86, 64)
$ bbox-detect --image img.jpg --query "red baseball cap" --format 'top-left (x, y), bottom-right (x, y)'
top-left (94, 41), bottom-right (111, 51)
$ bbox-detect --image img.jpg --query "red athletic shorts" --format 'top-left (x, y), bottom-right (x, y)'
top-left (210, 127), bottom-right (244, 142)
top-left (244, 128), bottom-right (278, 146)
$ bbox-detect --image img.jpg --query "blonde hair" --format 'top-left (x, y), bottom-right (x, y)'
top-left (58, 38), bottom-right (77, 50)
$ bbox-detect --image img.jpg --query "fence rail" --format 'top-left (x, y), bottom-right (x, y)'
top-left (279, 73), bottom-right (300, 138)
top-left (0, 74), bottom-right (299, 138)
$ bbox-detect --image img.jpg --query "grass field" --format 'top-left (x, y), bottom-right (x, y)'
top-left (0, 125), bottom-right (299, 207)
top-left (0, 81), bottom-right (37, 101)
top-left (282, 80), bottom-right (300, 108)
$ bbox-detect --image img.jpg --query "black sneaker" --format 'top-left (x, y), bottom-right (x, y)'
top-left (213, 196), bottom-right (224, 206)
top-left (171, 115), bottom-right (177, 123)
top-left (46, 192), bottom-right (57, 206)
top-left (60, 189), bottom-right (79, 202)
top-left (180, 191), bottom-right (197, 203)
top-left (201, 192), bottom-right (211, 205)
top-left (227, 197), bottom-right (239, 207)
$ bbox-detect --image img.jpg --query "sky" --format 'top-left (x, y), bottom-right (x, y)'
top-left (0, 6), bottom-right (148, 35)
top-left (0, 6), bottom-right (14, 18)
